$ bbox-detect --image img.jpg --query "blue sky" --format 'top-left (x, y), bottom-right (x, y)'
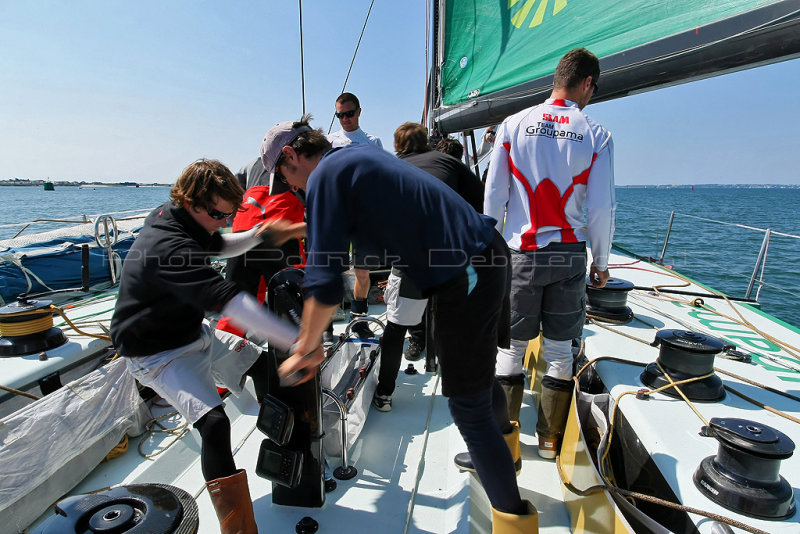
top-left (1, 1), bottom-right (798, 186)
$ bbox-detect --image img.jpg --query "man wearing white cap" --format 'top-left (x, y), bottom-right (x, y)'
top-left (259, 115), bottom-right (539, 531)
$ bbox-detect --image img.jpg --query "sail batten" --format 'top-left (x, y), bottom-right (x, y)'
top-left (433, 0), bottom-right (800, 133)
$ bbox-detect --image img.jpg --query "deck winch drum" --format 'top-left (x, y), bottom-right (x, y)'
top-left (31, 483), bottom-right (199, 533)
top-left (585, 277), bottom-right (634, 323)
top-left (693, 417), bottom-right (796, 520)
top-left (0, 299), bottom-right (66, 357)
top-left (640, 329), bottom-right (725, 401)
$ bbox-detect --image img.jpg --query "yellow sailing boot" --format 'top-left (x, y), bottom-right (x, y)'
top-left (206, 469), bottom-right (258, 534)
top-left (454, 421), bottom-right (522, 475)
top-left (503, 421), bottom-right (521, 474)
top-left (492, 500), bottom-right (539, 533)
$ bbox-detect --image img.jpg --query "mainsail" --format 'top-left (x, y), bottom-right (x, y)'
top-left (431, 0), bottom-right (800, 134)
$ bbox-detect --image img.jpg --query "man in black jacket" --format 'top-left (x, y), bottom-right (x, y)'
top-left (372, 122), bottom-right (485, 412)
top-left (111, 159), bottom-right (303, 534)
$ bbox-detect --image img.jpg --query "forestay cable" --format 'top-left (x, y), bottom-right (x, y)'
top-left (327, 0), bottom-right (376, 134)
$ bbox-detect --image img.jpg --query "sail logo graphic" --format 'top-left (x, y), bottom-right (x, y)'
top-left (509, 0), bottom-right (568, 29)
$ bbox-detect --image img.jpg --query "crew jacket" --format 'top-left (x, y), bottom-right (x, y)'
top-left (484, 98), bottom-right (616, 270)
top-left (303, 144), bottom-right (497, 305)
top-left (399, 150), bottom-right (484, 214)
top-left (110, 202), bottom-right (240, 357)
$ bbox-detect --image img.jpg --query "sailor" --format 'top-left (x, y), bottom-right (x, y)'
top-left (371, 121), bottom-right (485, 412)
top-left (110, 159), bottom-right (305, 534)
top-left (327, 92), bottom-right (384, 340)
top-left (434, 135), bottom-right (465, 160)
top-left (217, 159), bottom-right (308, 340)
top-left (261, 115), bottom-right (539, 530)
top-left (483, 47), bottom-right (616, 459)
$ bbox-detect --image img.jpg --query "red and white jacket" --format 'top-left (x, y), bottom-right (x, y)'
top-left (484, 98), bottom-right (616, 270)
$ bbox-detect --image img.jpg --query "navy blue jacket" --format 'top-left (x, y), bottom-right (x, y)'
top-left (303, 144), bottom-right (497, 305)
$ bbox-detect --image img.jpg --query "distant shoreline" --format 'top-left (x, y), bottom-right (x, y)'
top-left (1, 182), bottom-right (798, 189)
top-left (0, 182), bottom-right (171, 187)
top-left (617, 183), bottom-right (800, 189)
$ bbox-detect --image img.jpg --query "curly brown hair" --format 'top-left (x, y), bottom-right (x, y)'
top-left (435, 137), bottom-right (463, 160)
top-left (169, 159), bottom-right (244, 210)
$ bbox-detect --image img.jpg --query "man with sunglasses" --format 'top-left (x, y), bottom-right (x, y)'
top-left (327, 92), bottom-right (386, 339)
top-left (483, 47), bottom-right (616, 461)
top-left (328, 92), bottom-right (383, 150)
top-left (111, 159), bottom-right (305, 534)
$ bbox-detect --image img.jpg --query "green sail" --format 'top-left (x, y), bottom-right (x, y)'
top-left (441, 0), bottom-right (776, 106)
top-left (434, 0), bottom-right (800, 133)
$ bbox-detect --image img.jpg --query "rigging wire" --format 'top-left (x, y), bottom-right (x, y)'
top-left (616, 202), bottom-right (800, 240)
top-left (327, 0), bottom-right (376, 134)
top-left (422, 0), bottom-right (431, 126)
top-left (298, 0), bottom-right (306, 114)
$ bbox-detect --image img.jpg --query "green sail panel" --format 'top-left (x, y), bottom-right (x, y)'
top-left (442, 0), bottom-right (775, 106)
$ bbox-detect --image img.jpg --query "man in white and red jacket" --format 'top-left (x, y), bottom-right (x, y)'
top-left (484, 47), bottom-right (616, 460)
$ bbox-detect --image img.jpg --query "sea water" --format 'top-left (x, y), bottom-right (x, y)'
top-left (1, 185), bottom-right (798, 326)
top-left (615, 186), bottom-right (799, 328)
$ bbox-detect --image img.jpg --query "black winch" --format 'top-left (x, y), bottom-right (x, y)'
top-left (0, 244), bottom-right (91, 357)
top-left (0, 299), bottom-right (67, 357)
top-left (640, 329), bottom-right (726, 401)
top-left (693, 417), bottom-right (796, 520)
top-left (585, 277), bottom-right (634, 323)
top-left (32, 483), bottom-right (199, 533)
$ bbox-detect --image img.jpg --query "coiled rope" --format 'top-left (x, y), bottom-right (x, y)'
top-left (0, 303), bottom-right (111, 341)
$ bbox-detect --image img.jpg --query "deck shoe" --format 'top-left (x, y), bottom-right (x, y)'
top-left (351, 320), bottom-right (374, 339)
top-left (404, 340), bottom-right (423, 361)
top-left (372, 393), bottom-right (392, 412)
top-left (491, 500), bottom-right (539, 534)
top-left (206, 469), bottom-right (258, 534)
top-left (322, 330), bottom-right (335, 346)
top-left (537, 436), bottom-right (558, 460)
top-left (453, 422), bottom-right (522, 475)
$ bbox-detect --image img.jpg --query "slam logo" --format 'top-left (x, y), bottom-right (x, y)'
top-left (509, 0), bottom-right (568, 29)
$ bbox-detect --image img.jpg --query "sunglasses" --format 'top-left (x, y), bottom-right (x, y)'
top-left (206, 207), bottom-right (234, 220)
top-left (335, 108), bottom-right (359, 119)
top-left (592, 82), bottom-right (599, 95)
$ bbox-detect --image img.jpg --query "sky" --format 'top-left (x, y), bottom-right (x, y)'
top-left (1, 1), bottom-right (798, 186)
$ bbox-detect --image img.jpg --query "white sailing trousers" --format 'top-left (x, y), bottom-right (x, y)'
top-left (495, 337), bottom-right (573, 381)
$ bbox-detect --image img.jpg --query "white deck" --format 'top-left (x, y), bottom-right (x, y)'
top-left (18, 247), bottom-right (800, 533)
top-left (25, 305), bottom-right (571, 533)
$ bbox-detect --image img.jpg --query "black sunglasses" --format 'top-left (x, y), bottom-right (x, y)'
top-left (206, 207), bottom-right (234, 220)
top-left (592, 82), bottom-right (599, 95)
top-left (275, 153), bottom-right (288, 184)
top-left (335, 108), bottom-right (359, 119)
